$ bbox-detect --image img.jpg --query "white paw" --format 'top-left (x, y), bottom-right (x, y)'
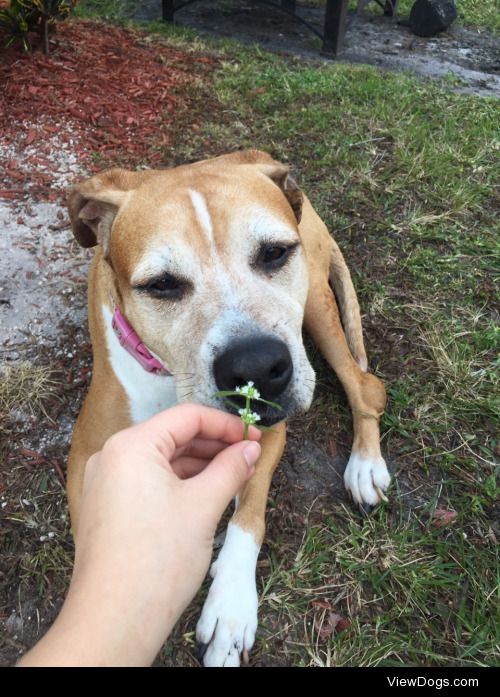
top-left (196, 523), bottom-right (259, 667)
top-left (344, 453), bottom-right (390, 507)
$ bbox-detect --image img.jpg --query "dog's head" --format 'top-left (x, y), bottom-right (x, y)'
top-left (69, 152), bottom-right (316, 424)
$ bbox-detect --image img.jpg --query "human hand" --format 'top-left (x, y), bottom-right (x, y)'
top-left (18, 404), bottom-right (261, 666)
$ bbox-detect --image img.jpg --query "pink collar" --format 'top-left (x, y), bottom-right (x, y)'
top-left (111, 307), bottom-right (171, 376)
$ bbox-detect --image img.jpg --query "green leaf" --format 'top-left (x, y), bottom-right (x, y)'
top-left (213, 389), bottom-right (283, 410)
top-left (254, 396), bottom-right (283, 410)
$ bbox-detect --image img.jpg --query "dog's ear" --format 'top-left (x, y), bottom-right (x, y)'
top-left (256, 163), bottom-right (303, 224)
top-left (68, 169), bottom-right (143, 255)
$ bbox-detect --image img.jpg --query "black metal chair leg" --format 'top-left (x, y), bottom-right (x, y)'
top-left (384, 0), bottom-right (400, 17)
top-left (322, 0), bottom-right (349, 56)
top-left (162, 0), bottom-right (175, 21)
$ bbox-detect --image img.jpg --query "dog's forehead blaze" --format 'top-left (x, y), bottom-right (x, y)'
top-left (108, 166), bottom-right (298, 279)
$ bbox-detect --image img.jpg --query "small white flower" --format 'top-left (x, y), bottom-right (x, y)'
top-left (237, 407), bottom-right (261, 424)
top-left (235, 381), bottom-right (261, 399)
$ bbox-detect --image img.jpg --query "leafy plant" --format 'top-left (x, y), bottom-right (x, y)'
top-left (0, 0), bottom-right (33, 50)
top-left (0, 0), bottom-right (77, 53)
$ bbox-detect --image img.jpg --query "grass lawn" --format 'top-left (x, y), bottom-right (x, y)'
top-left (1, 4), bottom-right (498, 668)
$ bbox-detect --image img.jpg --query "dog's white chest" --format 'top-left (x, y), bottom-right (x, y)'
top-left (102, 304), bottom-right (178, 423)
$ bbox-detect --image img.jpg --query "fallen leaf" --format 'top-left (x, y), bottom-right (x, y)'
top-left (314, 611), bottom-right (350, 640)
top-left (431, 508), bottom-right (458, 527)
top-left (328, 438), bottom-right (338, 458)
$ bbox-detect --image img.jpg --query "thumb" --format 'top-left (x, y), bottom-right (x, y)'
top-left (192, 440), bottom-right (261, 516)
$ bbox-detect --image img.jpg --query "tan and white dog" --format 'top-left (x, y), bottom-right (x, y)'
top-left (67, 149), bottom-right (390, 667)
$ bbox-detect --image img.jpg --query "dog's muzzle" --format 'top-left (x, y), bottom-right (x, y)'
top-left (213, 336), bottom-right (293, 425)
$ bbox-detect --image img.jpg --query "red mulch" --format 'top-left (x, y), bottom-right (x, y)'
top-left (0, 19), bottom-right (216, 200)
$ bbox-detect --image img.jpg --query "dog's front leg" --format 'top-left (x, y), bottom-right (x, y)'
top-left (196, 422), bottom-right (286, 667)
top-left (305, 279), bottom-right (390, 509)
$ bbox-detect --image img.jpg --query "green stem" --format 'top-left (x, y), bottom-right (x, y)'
top-left (243, 393), bottom-right (250, 439)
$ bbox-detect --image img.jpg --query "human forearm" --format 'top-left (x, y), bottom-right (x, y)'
top-left (18, 566), bottom-right (184, 667)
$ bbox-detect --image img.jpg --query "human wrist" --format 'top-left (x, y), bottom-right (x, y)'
top-left (18, 558), bottom-right (182, 667)
top-left (68, 552), bottom-right (185, 666)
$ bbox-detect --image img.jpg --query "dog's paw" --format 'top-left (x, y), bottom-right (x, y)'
top-left (196, 523), bottom-right (259, 667)
top-left (196, 563), bottom-right (258, 667)
top-left (344, 452), bottom-right (390, 508)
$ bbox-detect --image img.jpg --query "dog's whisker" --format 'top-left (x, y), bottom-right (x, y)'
top-left (173, 374), bottom-right (198, 383)
top-left (176, 377), bottom-right (197, 385)
top-left (180, 391), bottom-right (195, 402)
top-left (176, 378), bottom-right (201, 388)
top-left (177, 389), bottom-right (196, 398)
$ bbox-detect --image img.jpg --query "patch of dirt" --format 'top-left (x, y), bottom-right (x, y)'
top-left (0, 321), bottom-right (92, 666)
top-left (134, 1), bottom-right (500, 97)
top-left (0, 199), bottom-right (88, 354)
top-left (1, 278), bottom-right (93, 636)
top-left (284, 434), bottom-right (345, 499)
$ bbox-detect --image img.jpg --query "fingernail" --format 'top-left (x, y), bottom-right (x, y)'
top-left (243, 442), bottom-right (261, 468)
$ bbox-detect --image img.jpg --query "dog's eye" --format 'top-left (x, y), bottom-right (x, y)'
top-left (256, 242), bottom-right (299, 272)
top-left (263, 245), bottom-right (287, 263)
top-left (137, 274), bottom-right (186, 300)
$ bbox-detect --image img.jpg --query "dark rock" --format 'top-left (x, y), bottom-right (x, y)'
top-left (409, 0), bottom-right (457, 37)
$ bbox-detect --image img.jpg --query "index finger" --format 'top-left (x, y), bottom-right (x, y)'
top-left (134, 403), bottom-right (262, 459)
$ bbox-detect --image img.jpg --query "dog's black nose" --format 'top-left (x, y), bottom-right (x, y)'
top-left (214, 337), bottom-right (293, 400)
